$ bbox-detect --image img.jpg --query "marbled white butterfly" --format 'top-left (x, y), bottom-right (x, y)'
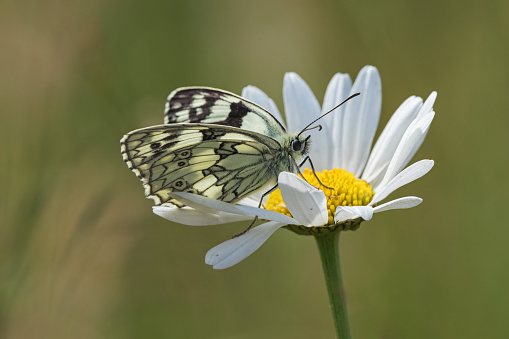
top-left (121, 87), bottom-right (358, 208)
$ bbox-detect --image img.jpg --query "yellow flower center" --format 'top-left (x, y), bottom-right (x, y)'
top-left (265, 168), bottom-right (374, 225)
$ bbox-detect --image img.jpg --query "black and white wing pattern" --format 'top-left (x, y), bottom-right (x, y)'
top-left (164, 87), bottom-right (286, 142)
top-left (121, 123), bottom-right (293, 207)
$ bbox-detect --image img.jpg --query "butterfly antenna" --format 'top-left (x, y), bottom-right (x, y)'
top-left (297, 92), bottom-right (360, 137)
top-left (305, 125), bottom-right (322, 132)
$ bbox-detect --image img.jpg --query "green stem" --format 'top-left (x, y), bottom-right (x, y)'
top-left (314, 231), bottom-right (352, 339)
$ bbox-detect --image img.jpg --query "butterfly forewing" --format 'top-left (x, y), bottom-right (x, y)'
top-left (121, 123), bottom-right (286, 207)
top-left (165, 87), bottom-right (287, 143)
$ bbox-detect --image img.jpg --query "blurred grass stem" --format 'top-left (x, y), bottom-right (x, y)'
top-left (314, 231), bottom-right (352, 339)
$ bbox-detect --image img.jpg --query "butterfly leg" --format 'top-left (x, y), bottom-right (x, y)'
top-left (232, 216), bottom-right (258, 238)
top-left (297, 156), bottom-right (334, 190)
top-left (232, 184), bottom-right (280, 238)
top-left (256, 184), bottom-right (279, 208)
top-left (289, 155), bottom-right (323, 188)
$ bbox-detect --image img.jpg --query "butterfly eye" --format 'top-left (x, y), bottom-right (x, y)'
top-left (291, 139), bottom-right (303, 152)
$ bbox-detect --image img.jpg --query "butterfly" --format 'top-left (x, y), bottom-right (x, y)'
top-left (121, 87), bottom-right (358, 208)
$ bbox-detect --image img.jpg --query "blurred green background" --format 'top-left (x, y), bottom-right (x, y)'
top-left (1, 0), bottom-right (508, 338)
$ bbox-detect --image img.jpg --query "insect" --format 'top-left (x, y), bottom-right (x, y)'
top-left (121, 87), bottom-right (358, 209)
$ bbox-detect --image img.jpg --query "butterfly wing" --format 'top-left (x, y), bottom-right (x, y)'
top-left (164, 87), bottom-right (287, 143)
top-left (121, 123), bottom-right (285, 207)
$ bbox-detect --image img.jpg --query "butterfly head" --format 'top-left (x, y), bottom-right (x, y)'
top-left (291, 135), bottom-right (310, 153)
top-left (288, 134), bottom-right (311, 160)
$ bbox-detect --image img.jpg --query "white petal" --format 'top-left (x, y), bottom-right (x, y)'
top-left (399, 92), bottom-right (437, 167)
top-left (205, 221), bottom-right (285, 269)
top-left (373, 197), bottom-right (423, 213)
top-left (322, 73), bottom-right (353, 113)
top-left (361, 96), bottom-right (423, 187)
top-left (283, 73), bottom-right (329, 171)
top-left (241, 85), bottom-right (284, 126)
top-left (236, 186), bottom-right (272, 208)
top-left (170, 192), bottom-right (297, 224)
top-left (236, 194), bottom-right (262, 208)
top-left (283, 72), bottom-right (322, 132)
top-left (170, 192), bottom-right (248, 215)
top-left (340, 66), bottom-right (382, 176)
top-left (235, 205), bottom-right (298, 225)
top-left (416, 91), bottom-right (437, 120)
top-left (322, 73), bottom-right (352, 168)
top-left (334, 205), bottom-right (373, 223)
top-left (378, 112), bottom-right (434, 189)
top-left (371, 159), bottom-right (434, 205)
top-left (153, 206), bottom-right (250, 225)
top-left (278, 172), bottom-right (328, 226)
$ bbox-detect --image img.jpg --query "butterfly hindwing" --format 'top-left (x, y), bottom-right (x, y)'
top-left (164, 87), bottom-right (287, 143)
top-left (121, 123), bottom-right (286, 207)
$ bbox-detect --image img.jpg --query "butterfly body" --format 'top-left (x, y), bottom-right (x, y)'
top-left (121, 87), bottom-right (310, 207)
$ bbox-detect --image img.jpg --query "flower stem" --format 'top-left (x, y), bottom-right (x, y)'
top-left (314, 231), bottom-right (352, 339)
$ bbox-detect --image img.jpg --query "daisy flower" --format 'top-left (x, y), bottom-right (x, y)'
top-left (154, 66), bottom-right (435, 270)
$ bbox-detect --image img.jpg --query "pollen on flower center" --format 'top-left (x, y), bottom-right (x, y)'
top-left (265, 168), bottom-right (374, 225)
